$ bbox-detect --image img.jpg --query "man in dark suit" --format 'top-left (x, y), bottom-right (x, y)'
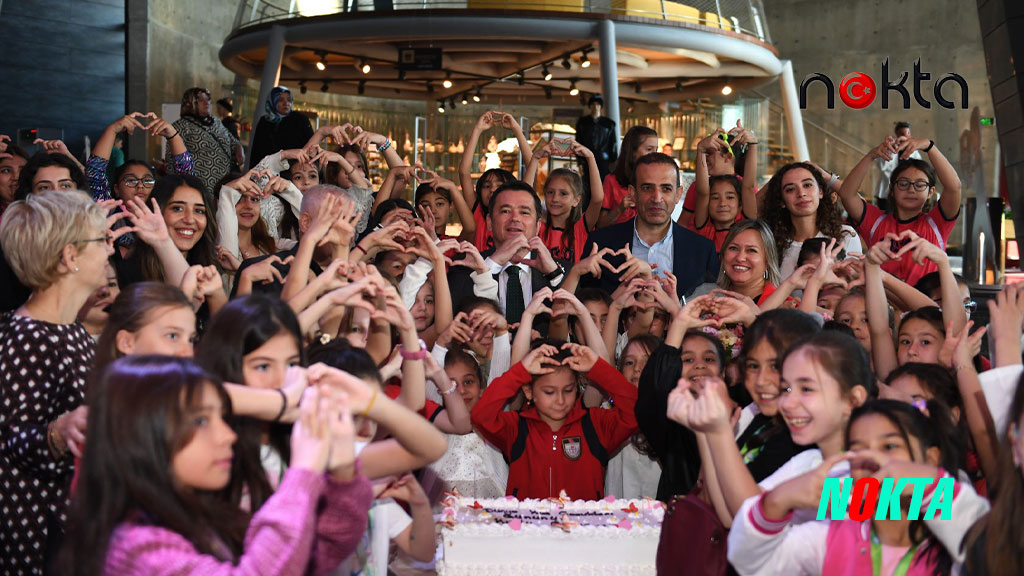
top-left (583, 152), bottom-right (718, 300)
top-left (448, 181), bottom-right (564, 323)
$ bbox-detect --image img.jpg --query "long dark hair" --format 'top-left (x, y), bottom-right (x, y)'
top-left (195, 295), bottom-right (305, 511)
top-left (888, 159), bottom-right (938, 214)
top-left (216, 172), bottom-right (276, 255)
top-left (612, 126), bottom-right (658, 187)
top-left (761, 162), bottom-right (849, 262)
top-left (93, 282), bottom-right (194, 377)
top-left (58, 356), bottom-right (248, 576)
top-left (137, 174), bottom-right (221, 281)
top-left (473, 168), bottom-right (515, 214)
top-left (965, 373), bottom-right (1024, 575)
top-left (846, 399), bottom-right (959, 575)
top-left (541, 168), bottom-right (585, 260)
top-left (783, 330), bottom-right (876, 401)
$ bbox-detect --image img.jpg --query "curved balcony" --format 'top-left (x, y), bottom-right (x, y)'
top-left (221, 0), bottom-right (781, 105)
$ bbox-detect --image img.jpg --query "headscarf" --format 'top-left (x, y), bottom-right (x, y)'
top-left (180, 87), bottom-right (213, 126)
top-left (263, 86), bottom-right (292, 124)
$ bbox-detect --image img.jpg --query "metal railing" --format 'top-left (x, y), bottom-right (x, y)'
top-left (231, 0), bottom-right (772, 42)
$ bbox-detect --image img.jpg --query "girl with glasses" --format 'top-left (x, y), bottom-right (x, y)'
top-left (838, 135), bottom-right (962, 286)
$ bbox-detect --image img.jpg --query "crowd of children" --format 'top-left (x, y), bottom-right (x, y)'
top-left (0, 92), bottom-right (1022, 576)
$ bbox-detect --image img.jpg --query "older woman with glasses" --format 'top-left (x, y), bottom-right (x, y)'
top-left (0, 189), bottom-right (126, 575)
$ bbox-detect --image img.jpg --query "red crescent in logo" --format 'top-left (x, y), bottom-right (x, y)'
top-left (839, 72), bottom-right (876, 109)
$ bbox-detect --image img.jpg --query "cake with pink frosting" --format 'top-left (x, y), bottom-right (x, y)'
top-left (437, 491), bottom-right (663, 576)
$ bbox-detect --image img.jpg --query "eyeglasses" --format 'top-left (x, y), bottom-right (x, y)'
top-left (894, 179), bottom-right (931, 192)
top-left (77, 234), bottom-right (114, 247)
top-left (121, 176), bottom-right (156, 189)
top-left (963, 300), bottom-right (978, 313)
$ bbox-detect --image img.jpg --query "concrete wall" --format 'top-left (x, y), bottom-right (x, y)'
top-left (0, 0), bottom-right (125, 159)
top-left (761, 0), bottom-right (996, 201)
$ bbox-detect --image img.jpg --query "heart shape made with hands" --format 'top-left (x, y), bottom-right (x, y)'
top-left (881, 230), bottom-right (919, 260)
top-left (336, 124), bottom-right (356, 144)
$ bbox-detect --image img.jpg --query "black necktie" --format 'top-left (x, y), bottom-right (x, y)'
top-left (505, 266), bottom-right (525, 325)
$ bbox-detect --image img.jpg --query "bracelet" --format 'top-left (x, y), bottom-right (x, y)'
top-left (359, 388), bottom-right (379, 418)
top-left (828, 173), bottom-right (839, 190)
top-left (924, 139), bottom-right (935, 152)
top-left (168, 131), bottom-right (180, 140)
top-left (442, 379), bottom-right (458, 396)
top-left (399, 339), bottom-right (429, 360)
top-left (378, 138), bottom-right (392, 152)
top-left (47, 419), bottom-right (67, 459)
top-left (353, 244), bottom-right (367, 256)
top-left (273, 389), bottom-right (288, 422)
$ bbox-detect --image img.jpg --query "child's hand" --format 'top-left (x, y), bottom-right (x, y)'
top-left (709, 289), bottom-right (759, 326)
top-left (684, 377), bottom-right (732, 434)
top-left (306, 363), bottom-right (375, 413)
top-left (850, 449), bottom-right (942, 494)
top-left (551, 288), bottom-right (587, 319)
top-left (468, 307), bottom-right (508, 337)
top-left (378, 473), bottom-right (429, 506)
top-left (524, 287), bottom-right (554, 318)
top-left (763, 451), bottom-right (856, 517)
top-left (666, 378), bottom-right (696, 428)
top-left (939, 320), bottom-right (986, 371)
top-left (672, 295), bottom-right (717, 332)
top-left (987, 284), bottom-right (1024, 367)
top-left (870, 136), bottom-right (899, 162)
top-left (573, 244), bottom-right (617, 280)
top-left (278, 366), bottom-right (311, 423)
top-left (643, 278), bottom-right (682, 316)
top-left (436, 312), bottom-right (473, 348)
top-left (449, 241), bottom-right (489, 274)
top-left (307, 193), bottom-right (345, 247)
top-left (289, 385), bottom-right (333, 473)
top-left (560, 342), bottom-right (599, 372)
top-left (326, 389), bottom-right (357, 479)
top-left (521, 343), bottom-right (561, 375)
top-left (902, 236), bottom-right (946, 267)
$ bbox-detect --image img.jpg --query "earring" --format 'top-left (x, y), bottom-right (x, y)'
top-left (764, 270), bottom-right (768, 280)
top-left (73, 266), bottom-right (80, 273)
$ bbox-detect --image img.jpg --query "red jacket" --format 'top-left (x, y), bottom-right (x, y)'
top-left (471, 359), bottom-right (638, 500)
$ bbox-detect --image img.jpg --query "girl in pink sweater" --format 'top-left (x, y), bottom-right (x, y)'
top-left (56, 355), bottom-right (373, 576)
top-left (728, 400), bottom-right (990, 576)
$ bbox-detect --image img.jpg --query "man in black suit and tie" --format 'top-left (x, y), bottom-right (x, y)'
top-left (449, 181), bottom-right (564, 325)
top-left (583, 152), bottom-right (718, 300)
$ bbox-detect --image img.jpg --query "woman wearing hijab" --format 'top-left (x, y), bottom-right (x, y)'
top-left (169, 87), bottom-right (242, 198)
top-left (249, 86), bottom-right (314, 169)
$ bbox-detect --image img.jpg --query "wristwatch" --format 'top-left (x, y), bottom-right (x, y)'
top-left (545, 264), bottom-right (566, 283)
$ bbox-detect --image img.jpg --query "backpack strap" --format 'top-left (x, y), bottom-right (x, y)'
top-left (581, 412), bottom-right (609, 467)
top-left (507, 417), bottom-right (529, 464)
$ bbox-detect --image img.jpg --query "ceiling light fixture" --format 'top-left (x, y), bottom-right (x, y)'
top-left (438, 100), bottom-right (446, 113)
top-left (473, 87), bottom-right (481, 102)
top-left (321, 81), bottom-right (329, 92)
top-left (543, 64), bottom-right (552, 81)
top-left (443, 72), bottom-right (453, 89)
top-left (569, 80), bottom-right (579, 96)
top-left (721, 83), bottom-right (733, 95)
top-left (461, 93), bottom-right (469, 105)
top-left (360, 59), bottom-right (371, 74)
top-left (357, 80), bottom-right (366, 95)
top-left (299, 81), bottom-right (307, 94)
top-left (580, 51), bottom-right (591, 68)
top-left (561, 57), bottom-right (571, 70)
top-left (315, 52), bottom-right (326, 71)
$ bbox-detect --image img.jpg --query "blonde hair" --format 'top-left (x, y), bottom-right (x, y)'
top-left (0, 190), bottom-right (107, 289)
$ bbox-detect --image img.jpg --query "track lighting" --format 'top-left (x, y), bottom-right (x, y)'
top-left (580, 51), bottom-right (590, 68)
top-left (443, 72), bottom-right (453, 89)
top-left (359, 59), bottom-right (371, 74)
top-left (299, 81), bottom-right (307, 94)
top-left (357, 80), bottom-right (365, 95)
top-left (473, 87), bottom-right (481, 102)
top-left (321, 81), bottom-right (329, 92)
top-left (437, 100), bottom-right (446, 113)
top-left (544, 86), bottom-right (552, 100)
top-left (721, 84), bottom-right (733, 95)
top-left (543, 64), bottom-right (552, 81)
top-left (461, 93), bottom-right (469, 105)
top-left (561, 57), bottom-right (571, 70)
top-left (449, 97), bottom-right (457, 110)
top-left (569, 80), bottom-right (579, 96)
top-left (315, 52), bottom-right (326, 71)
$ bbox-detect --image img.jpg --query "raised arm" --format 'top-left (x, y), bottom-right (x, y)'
top-left (500, 113), bottom-right (533, 167)
top-left (838, 137), bottom-right (898, 224)
top-left (864, 243), bottom-right (899, 380)
top-left (692, 132), bottom-right (722, 229)
top-left (572, 141), bottom-right (605, 229)
top-left (460, 112), bottom-right (496, 209)
top-left (732, 123), bottom-right (759, 219)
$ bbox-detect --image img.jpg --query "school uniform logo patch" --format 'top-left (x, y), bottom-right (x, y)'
top-left (562, 437), bottom-right (582, 460)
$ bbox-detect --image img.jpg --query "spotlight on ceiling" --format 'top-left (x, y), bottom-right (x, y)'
top-left (580, 51), bottom-right (590, 68)
top-left (443, 72), bottom-right (453, 89)
top-left (461, 93), bottom-right (469, 105)
top-left (473, 87), bottom-right (481, 102)
top-left (315, 52), bottom-right (326, 71)
top-left (561, 57), bottom-right (571, 70)
top-left (437, 100), bottom-right (446, 114)
top-left (360, 59), bottom-right (371, 74)
top-left (569, 80), bottom-right (579, 96)
top-left (321, 81), bottom-right (329, 93)
top-left (721, 84), bottom-right (733, 96)
top-left (543, 64), bottom-right (552, 81)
